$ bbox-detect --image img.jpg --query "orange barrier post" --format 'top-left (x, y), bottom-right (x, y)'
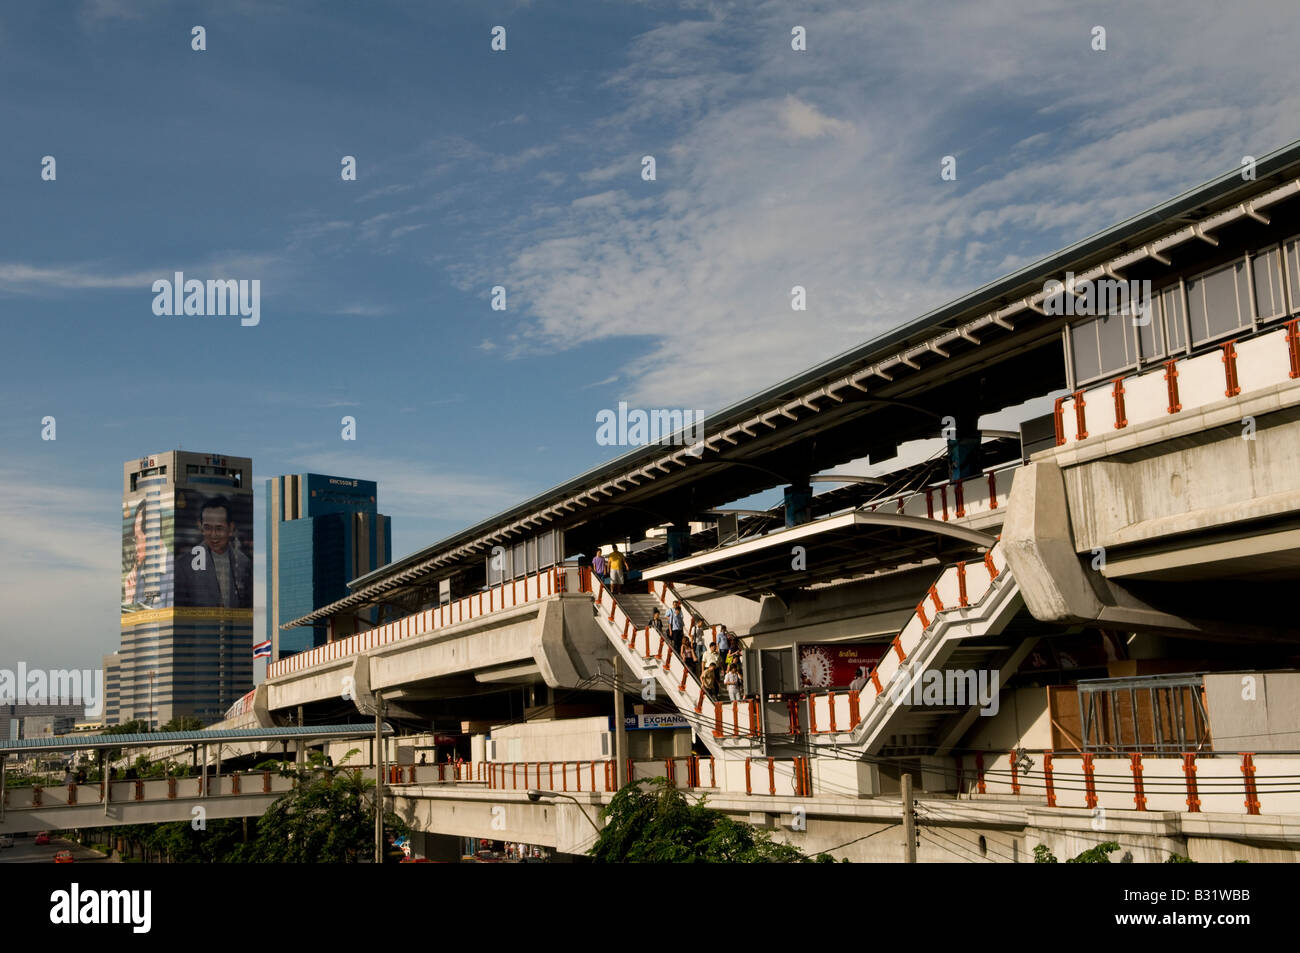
top-left (768, 757), bottom-right (776, 796)
top-left (744, 758), bottom-right (752, 795)
top-left (1221, 340), bottom-right (1241, 397)
top-left (749, 698), bottom-right (761, 737)
top-left (1008, 752), bottom-right (1019, 795)
top-left (1043, 751), bottom-right (1055, 807)
top-left (1081, 753), bottom-right (1096, 808)
top-left (987, 471), bottom-right (999, 509)
top-left (713, 702), bottom-right (724, 738)
top-left (1130, 753), bottom-right (1146, 811)
top-left (1072, 388), bottom-right (1088, 440)
top-left (1182, 753), bottom-right (1201, 813)
top-left (1112, 376), bottom-right (1128, 428)
top-left (956, 562), bottom-right (969, 606)
top-left (808, 695), bottom-right (818, 734)
top-left (984, 549), bottom-right (999, 581)
top-left (975, 752), bottom-right (987, 795)
top-left (828, 691), bottom-right (837, 732)
top-left (1242, 753), bottom-right (1261, 815)
top-left (1163, 359), bottom-right (1181, 413)
top-left (68, 783), bottom-right (78, 805)
top-left (1286, 319), bottom-right (1300, 379)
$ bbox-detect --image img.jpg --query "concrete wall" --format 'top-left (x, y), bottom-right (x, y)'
top-left (1204, 671), bottom-right (1300, 750)
top-left (963, 686), bottom-right (1052, 751)
top-left (490, 715), bottom-right (612, 762)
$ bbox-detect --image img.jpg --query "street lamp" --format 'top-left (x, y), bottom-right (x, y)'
top-left (527, 789), bottom-right (604, 836)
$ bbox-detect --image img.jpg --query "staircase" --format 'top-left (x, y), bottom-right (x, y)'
top-left (588, 581), bottom-right (764, 762)
top-left (803, 540), bottom-right (1027, 757)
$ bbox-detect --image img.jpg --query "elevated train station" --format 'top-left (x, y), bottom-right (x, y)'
top-left (237, 142), bottom-right (1300, 861)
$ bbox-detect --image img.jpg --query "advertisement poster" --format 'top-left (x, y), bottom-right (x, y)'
top-left (121, 494), bottom-right (174, 612)
top-left (174, 488), bottom-right (254, 609)
top-left (798, 642), bottom-right (887, 690)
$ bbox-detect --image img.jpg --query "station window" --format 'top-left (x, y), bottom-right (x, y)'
top-left (1186, 259), bottom-right (1251, 346)
top-left (1069, 312), bottom-right (1135, 386)
top-left (1252, 245), bottom-right (1288, 323)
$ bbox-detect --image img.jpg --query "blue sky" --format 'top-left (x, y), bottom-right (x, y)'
top-left (3, 0), bottom-right (1299, 672)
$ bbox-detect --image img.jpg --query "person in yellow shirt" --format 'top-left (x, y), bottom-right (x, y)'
top-left (606, 546), bottom-right (627, 594)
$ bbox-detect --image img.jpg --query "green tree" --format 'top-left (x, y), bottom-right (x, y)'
top-left (159, 716), bottom-right (206, 732)
top-left (589, 778), bottom-right (837, 863)
top-left (243, 750), bottom-right (407, 863)
top-left (1034, 841), bottom-right (1124, 863)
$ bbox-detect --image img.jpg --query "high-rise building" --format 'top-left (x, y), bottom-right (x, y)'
top-left (102, 652), bottom-right (120, 726)
top-left (118, 451), bottom-right (254, 725)
top-left (265, 474), bottom-right (391, 660)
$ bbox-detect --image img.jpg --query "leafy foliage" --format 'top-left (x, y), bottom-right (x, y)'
top-left (1067, 840), bottom-right (1121, 863)
top-left (1035, 840), bottom-right (1123, 863)
top-left (242, 750), bottom-right (407, 863)
top-left (589, 777), bottom-right (836, 863)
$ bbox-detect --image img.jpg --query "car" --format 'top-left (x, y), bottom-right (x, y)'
top-left (34, 832), bottom-right (50, 846)
top-left (0, 835), bottom-right (14, 848)
top-left (53, 850), bottom-right (74, 863)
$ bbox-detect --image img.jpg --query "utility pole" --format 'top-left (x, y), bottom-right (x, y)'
top-left (612, 657), bottom-right (627, 788)
top-left (902, 773), bottom-right (917, 863)
top-left (374, 691), bottom-right (384, 865)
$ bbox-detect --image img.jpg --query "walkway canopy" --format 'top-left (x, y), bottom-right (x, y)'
top-left (641, 510), bottom-right (996, 598)
top-left (0, 724), bottom-right (389, 756)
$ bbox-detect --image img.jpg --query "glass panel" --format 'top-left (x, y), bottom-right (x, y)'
top-left (1235, 260), bottom-right (1251, 327)
top-left (1162, 285), bottom-right (1186, 354)
top-left (1200, 262), bottom-right (1245, 341)
top-left (1137, 293), bottom-right (1165, 362)
top-left (1095, 312), bottom-right (1133, 377)
top-left (1286, 239), bottom-right (1300, 314)
top-left (1253, 247), bottom-right (1284, 321)
top-left (513, 541), bottom-right (526, 580)
top-left (1187, 276), bottom-right (1208, 344)
top-left (1070, 319), bottom-right (1101, 384)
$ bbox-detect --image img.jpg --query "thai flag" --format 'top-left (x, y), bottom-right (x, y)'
top-left (252, 640), bottom-right (272, 660)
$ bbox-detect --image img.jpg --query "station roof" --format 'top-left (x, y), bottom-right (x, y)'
top-left (0, 724), bottom-right (389, 756)
top-left (286, 139), bottom-right (1300, 628)
top-left (641, 510), bottom-right (996, 598)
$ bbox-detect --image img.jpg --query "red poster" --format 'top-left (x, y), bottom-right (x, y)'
top-left (799, 643), bottom-right (887, 690)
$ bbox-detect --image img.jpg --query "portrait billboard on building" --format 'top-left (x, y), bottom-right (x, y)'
top-left (173, 488), bottom-right (254, 609)
top-left (121, 493), bottom-right (174, 612)
top-left (797, 642), bottom-right (887, 691)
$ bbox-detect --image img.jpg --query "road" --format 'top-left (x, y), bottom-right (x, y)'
top-left (0, 833), bottom-right (115, 864)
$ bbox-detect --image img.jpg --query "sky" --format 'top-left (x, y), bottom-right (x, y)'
top-left (2, 0), bottom-right (1299, 674)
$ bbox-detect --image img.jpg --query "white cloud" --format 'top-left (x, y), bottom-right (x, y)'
top-left (457, 0), bottom-right (1300, 416)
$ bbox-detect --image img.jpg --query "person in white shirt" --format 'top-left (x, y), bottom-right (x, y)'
top-left (724, 665), bottom-right (741, 701)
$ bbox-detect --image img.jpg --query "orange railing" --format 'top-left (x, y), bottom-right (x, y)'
top-left (271, 566), bottom-right (573, 677)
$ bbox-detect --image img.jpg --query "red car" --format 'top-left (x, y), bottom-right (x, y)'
top-left (53, 850), bottom-right (74, 864)
top-left (34, 832), bottom-right (50, 846)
